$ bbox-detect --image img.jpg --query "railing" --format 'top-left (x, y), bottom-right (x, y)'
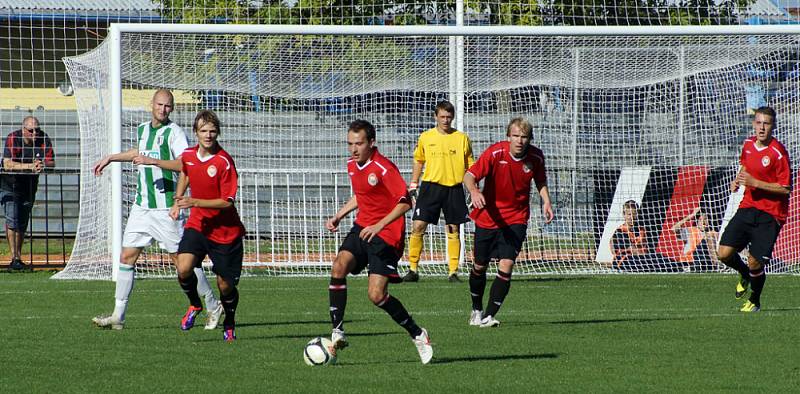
top-left (0, 169), bottom-right (78, 270)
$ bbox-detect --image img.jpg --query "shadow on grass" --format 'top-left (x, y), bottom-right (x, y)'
top-left (511, 277), bottom-right (592, 283)
top-left (549, 317), bottom-right (675, 325)
top-left (432, 353), bottom-right (559, 364)
top-left (236, 318), bottom-right (365, 328)
top-left (194, 331), bottom-right (398, 342)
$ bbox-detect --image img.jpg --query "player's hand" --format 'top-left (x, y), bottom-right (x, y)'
top-left (730, 178), bottom-right (739, 192)
top-left (542, 201), bottom-right (555, 224)
top-left (359, 224), bottom-right (383, 242)
top-left (132, 154), bottom-right (156, 166)
top-left (92, 157), bottom-right (111, 176)
top-left (736, 169), bottom-right (758, 188)
top-left (174, 196), bottom-right (195, 209)
top-left (408, 182), bottom-right (418, 201)
top-left (469, 189), bottom-right (486, 209)
top-left (169, 205), bottom-right (180, 220)
top-left (325, 216), bottom-right (340, 232)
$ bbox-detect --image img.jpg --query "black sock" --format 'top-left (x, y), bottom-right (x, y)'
top-left (484, 270), bottom-right (512, 318)
top-left (748, 267), bottom-right (766, 306)
top-left (221, 287), bottom-right (239, 328)
top-left (377, 294), bottom-right (422, 338)
top-left (721, 254), bottom-right (750, 280)
top-left (469, 267), bottom-right (487, 311)
top-left (178, 272), bottom-right (203, 308)
top-left (329, 277), bottom-right (347, 331)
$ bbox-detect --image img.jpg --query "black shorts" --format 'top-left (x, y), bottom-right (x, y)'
top-left (412, 182), bottom-right (469, 225)
top-left (719, 207), bottom-right (782, 264)
top-left (178, 228), bottom-right (243, 286)
top-left (339, 225), bottom-right (402, 283)
top-left (473, 224), bottom-right (527, 264)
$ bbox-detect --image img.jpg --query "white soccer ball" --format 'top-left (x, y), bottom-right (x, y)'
top-left (303, 337), bottom-right (337, 366)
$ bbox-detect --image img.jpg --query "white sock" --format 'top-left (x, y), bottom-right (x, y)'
top-left (113, 263), bottom-right (135, 321)
top-left (194, 267), bottom-right (219, 311)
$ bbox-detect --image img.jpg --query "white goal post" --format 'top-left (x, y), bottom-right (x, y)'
top-left (55, 23), bottom-right (800, 280)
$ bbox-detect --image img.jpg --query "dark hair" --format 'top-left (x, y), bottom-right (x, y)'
top-left (348, 119), bottom-right (376, 141)
top-left (193, 110), bottom-right (221, 134)
top-left (506, 117), bottom-right (532, 137)
top-left (435, 100), bottom-right (455, 116)
top-left (623, 200), bottom-right (639, 211)
top-left (754, 106), bottom-right (776, 119)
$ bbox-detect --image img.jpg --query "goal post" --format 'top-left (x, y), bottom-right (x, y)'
top-left (54, 23), bottom-right (800, 280)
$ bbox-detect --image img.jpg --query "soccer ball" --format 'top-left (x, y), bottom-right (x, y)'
top-left (303, 337), bottom-right (337, 366)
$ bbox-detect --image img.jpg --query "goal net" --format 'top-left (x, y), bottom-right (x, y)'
top-left (55, 25), bottom-right (800, 279)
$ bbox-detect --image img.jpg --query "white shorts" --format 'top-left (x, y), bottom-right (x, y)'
top-left (122, 205), bottom-right (184, 253)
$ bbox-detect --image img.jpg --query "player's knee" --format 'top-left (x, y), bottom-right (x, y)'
top-left (411, 221), bottom-right (428, 235)
top-left (471, 263), bottom-right (487, 275)
top-left (368, 289), bottom-right (386, 305)
top-left (331, 257), bottom-right (349, 279)
top-left (445, 224), bottom-right (459, 234)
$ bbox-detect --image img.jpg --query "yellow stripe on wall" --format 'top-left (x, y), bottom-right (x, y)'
top-left (0, 88), bottom-right (199, 110)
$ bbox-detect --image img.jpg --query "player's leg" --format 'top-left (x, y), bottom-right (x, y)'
top-left (368, 274), bottom-right (432, 364)
top-left (92, 246), bottom-right (142, 329)
top-left (154, 208), bottom-right (223, 329)
top-left (742, 213), bottom-right (781, 312)
top-left (445, 224), bottom-right (461, 281)
top-left (407, 182), bottom-right (442, 281)
top-left (367, 238), bottom-right (432, 363)
top-left (206, 236), bottom-right (243, 341)
top-left (175, 229), bottom-right (208, 330)
top-left (717, 210), bottom-right (752, 298)
top-left (4, 195), bottom-right (24, 269)
top-left (405, 219), bottom-right (428, 282)
top-left (330, 250), bottom-right (357, 349)
top-left (481, 258), bottom-right (513, 327)
top-left (481, 225), bottom-right (525, 327)
top-left (469, 226), bottom-right (492, 325)
top-left (443, 184), bottom-right (470, 281)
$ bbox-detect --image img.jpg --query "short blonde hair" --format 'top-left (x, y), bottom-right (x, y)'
top-left (506, 117), bottom-right (532, 137)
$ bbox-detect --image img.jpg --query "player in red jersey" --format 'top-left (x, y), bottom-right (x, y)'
top-left (463, 117), bottom-right (554, 328)
top-left (169, 110), bottom-right (246, 341)
top-left (325, 120), bottom-right (432, 364)
top-left (718, 106), bottom-right (791, 312)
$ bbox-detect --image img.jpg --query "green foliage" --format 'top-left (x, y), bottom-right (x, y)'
top-left (154, 0), bottom-right (759, 26)
top-left (3, 273), bottom-right (800, 391)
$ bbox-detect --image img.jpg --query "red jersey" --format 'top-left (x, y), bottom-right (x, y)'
top-left (181, 145), bottom-right (245, 244)
top-left (348, 148), bottom-right (410, 251)
top-left (738, 136), bottom-right (791, 223)
top-left (467, 141), bottom-right (547, 229)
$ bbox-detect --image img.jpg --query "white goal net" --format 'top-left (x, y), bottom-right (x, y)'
top-left (55, 25), bottom-right (800, 279)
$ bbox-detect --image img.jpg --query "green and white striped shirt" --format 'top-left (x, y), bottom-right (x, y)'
top-left (134, 121), bottom-right (188, 209)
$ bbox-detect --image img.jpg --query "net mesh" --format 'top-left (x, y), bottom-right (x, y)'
top-left (54, 30), bottom-right (800, 279)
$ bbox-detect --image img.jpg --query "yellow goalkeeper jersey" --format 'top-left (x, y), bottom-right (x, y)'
top-left (413, 127), bottom-right (475, 187)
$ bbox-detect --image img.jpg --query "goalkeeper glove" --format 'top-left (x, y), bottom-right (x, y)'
top-left (408, 182), bottom-right (418, 200)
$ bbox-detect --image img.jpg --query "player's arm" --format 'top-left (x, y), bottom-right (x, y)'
top-left (409, 160), bottom-right (424, 198)
top-left (359, 200), bottom-right (411, 242)
top-left (170, 171), bottom-right (190, 220)
top-left (671, 207), bottom-right (701, 234)
top-left (42, 133), bottom-right (55, 168)
top-left (736, 169), bottom-right (791, 195)
top-left (92, 148), bottom-right (138, 176)
top-left (132, 154), bottom-right (182, 172)
top-left (463, 171), bottom-right (485, 209)
top-left (537, 184), bottom-right (554, 224)
top-left (3, 157), bottom-right (38, 172)
top-left (326, 195), bottom-right (358, 233)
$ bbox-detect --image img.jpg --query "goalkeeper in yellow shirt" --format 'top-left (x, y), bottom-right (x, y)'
top-left (404, 100), bottom-right (474, 282)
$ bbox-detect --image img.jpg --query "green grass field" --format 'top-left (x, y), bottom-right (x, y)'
top-left (1, 272), bottom-right (799, 392)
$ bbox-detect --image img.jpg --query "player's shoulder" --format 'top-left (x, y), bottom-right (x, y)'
top-left (136, 121), bottom-right (150, 129)
top-left (165, 121), bottom-right (185, 133)
top-left (526, 144), bottom-right (545, 161)
top-left (215, 147), bottom-right (236, 169)
top-left (371, 149), bottom-right (400, 174)
top-left (769, 138), bottom-right (790, 157)
top-left (485, 141), bottom-right (508, 157)
top-left (181, 145), bottom-right (198, 158)
top-left (419, 128), bottom-right (438, 139)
